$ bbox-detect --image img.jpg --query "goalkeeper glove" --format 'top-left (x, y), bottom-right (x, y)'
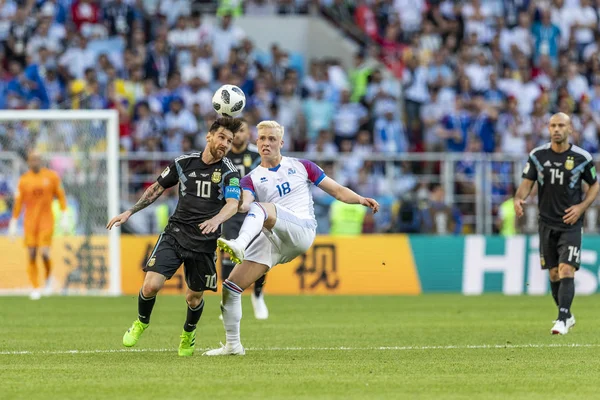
top-left (8, 218), bottom-right (17, 241)
top-left (60, 212), bottom-right (70, 235)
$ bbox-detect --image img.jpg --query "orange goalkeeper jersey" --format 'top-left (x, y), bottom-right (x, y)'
top-left (12, 168), bottom-right (67, 231)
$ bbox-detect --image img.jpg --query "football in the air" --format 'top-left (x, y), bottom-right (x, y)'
top-left (212, 84), bottom-right (246, 117)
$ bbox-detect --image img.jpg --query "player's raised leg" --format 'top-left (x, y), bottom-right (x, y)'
top-left (123, 271), bottom-right (165, 347)
top-left (179, 289), bottom-right (204, 356)
top-left (217, 202), bottom-right (277, 264)
top-left (204, 260), bottom-right (268, 356)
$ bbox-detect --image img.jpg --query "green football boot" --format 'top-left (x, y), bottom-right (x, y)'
top-left (123, 319), bottom-right (148, 347)
top-left (178, 329), bottom-right (196, 357)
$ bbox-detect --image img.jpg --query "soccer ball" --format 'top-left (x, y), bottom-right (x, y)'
top-left (212, 84), bottom-right (246, 117)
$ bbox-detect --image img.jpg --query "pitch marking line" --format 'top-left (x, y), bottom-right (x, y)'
top-left (1, 343), bottom-right (600, 356)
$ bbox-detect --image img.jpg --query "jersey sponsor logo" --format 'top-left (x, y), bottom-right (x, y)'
top-left (243, 153), bottom-right (252, 167)
top-left (211, 170), bottom-right (222, 183)
top-left (189, 171), bottom-right (197, 178)
top-left (288, 168), bottom-right (296, 175)
top-left (543, 160), bottom-right (551, 167)
top-left (201, 173), bottom-right (209, 177)
top-left (161, 166), bottom-right (170, 178)
top-left (523, 162), bottom-right (530, 174)
top-left (229, 177), bottom-right (240, 187)
top-left (554, 162), bottom-right (562, 167)
top-left (566, 157), bottom-right (574, 170)
top-left (260, 177), bottom-right (268, 183)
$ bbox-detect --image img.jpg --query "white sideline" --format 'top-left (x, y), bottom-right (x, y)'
top-left (1, 343), bottom-right (599, 356)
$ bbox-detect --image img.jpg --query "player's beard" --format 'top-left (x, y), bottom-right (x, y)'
top-left (209, 144), bottom-right (227, 160)
top-left (552, 133), bottom-right (567, 144)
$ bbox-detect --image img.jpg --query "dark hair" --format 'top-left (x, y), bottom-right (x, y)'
top-left (209, 117), bottom-right (243, 135)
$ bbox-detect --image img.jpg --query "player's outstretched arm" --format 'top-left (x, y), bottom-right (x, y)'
top-left (317, 176), bottom-right (379, 213)
top-left (106, 182), bottom-right (165, 230)
top-left (513, 178), bottom-right (535, 218)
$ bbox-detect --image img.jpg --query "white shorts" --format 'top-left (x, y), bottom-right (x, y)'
top-left (244, 204), bottom-right (317, 269)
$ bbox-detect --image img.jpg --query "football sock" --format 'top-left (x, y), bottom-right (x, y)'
top-left (28, 259), bottom-right (39, 289)
top-left (42, 257), bottom-right (52, 280)
top-left (184, 299), bottom-right (204, 332)
top-left (254, 274), bottom-right (266, 297)
top-left (221, 256), bottom-right (236, 281)
top-left (236, 202), bottom-right (267, 248)
top-left (550, 280), bottom-right (560, 307)
top-left (222, 279), bottom-right (243, 346)
top-left (138, 290), bottom-right (156, 324)
top-left (558, 277), bottom-right (575, 322)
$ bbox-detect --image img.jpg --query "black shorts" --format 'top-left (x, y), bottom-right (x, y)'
top-left (222, 213), bottom-right (244, 241)
top-left (538, 222), bottom-right (582, 270)
top-left (144, 234), bottom-right (218, 292)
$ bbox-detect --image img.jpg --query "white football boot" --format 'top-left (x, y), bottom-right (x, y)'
top-left (251, 292), bottom-right (269, 320)
top-left (217, 238), bottom-right (245, 265)
top-left (29, 290), bottom-right (41, 300)
top-left (551, 320), bottom-right (568, 335)
top-left (203, 342), bottom-right (245, 356)
top-left (566, 314), bottom-right (576, 330)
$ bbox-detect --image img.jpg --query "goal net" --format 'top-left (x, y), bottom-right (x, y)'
top-left (0, 110), bottom-right (120, 296)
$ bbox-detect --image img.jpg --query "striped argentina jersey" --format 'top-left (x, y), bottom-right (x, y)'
top-left (240, 157), bottom-right (326, 224)
top-left (522, 143), bottom-right (597, 230)
top-left (157, 151), bottom-right (241, 251)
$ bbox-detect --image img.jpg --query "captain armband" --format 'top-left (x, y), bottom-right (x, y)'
top-left (225, 186), bottom-right (241, 200)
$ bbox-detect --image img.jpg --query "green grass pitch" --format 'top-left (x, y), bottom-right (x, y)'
top-left (2, 294), bottom-right (600, 399)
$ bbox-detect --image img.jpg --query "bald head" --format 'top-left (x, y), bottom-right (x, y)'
top-left (27, 150), bottom-right (42, 173)
top-left (551, 112), bottom-right (571, 124)
top-left (548, 112), bottom-right (571, 145)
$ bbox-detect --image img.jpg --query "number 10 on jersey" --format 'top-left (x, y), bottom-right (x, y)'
top-left (277, 182), bottom-right (291, 197)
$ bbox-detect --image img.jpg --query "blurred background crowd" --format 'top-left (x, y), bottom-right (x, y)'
top-left (2, 0), bottom-right (600, 235)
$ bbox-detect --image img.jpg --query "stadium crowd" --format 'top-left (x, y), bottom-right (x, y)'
top-left (1, 0), bottom-right (600, 234)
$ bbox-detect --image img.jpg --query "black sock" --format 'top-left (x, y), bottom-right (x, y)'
top-left (221, 256), bottom-right (235, 281)
top-left (558, 277), bottom-right (575, 321)
top-left (184, 299), bottom-right (204, 332)
top-left (550, 281), bottom-right (561, 307)
top-left (138, 290), bottom-right (156, 324)
top-left (254, 274), bottom-right (266, 297)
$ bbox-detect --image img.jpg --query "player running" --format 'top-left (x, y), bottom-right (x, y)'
top-left (107, 117), bottom-right (243, 356)
top-left (515, 112), bottom-right (599, 335)
top-left (204, 121), bottom-right (379, 356)
top-left (9, 151), bottom-right (69, 300)
top-left (222, 119), bottom-right (269, 319)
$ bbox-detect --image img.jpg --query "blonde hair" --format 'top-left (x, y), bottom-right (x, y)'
top-left (257, 120), bottom-right (285, 139)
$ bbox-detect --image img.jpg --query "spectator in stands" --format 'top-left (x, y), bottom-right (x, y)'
top-left (373, 103), bottom-right (408, 153)
top-left (421, 183), bottom-right (462, 235)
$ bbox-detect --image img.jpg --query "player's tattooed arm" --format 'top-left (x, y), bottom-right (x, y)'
top-left (129, 182), bottom-right (165, 214)
top-left (106, 182), bottom-right (165, 230)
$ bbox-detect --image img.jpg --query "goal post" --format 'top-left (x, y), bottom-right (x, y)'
top-left (0, 110), bottom-right (121, 296)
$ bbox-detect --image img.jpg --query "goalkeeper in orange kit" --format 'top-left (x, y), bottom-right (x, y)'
top-left (9, 151), bottom-right (69, 300)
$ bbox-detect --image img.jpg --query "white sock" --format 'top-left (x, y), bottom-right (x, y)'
top-left (237, 202), bottom-right (267, 248)
top-left (222, 279), bottom-right (243, 347)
